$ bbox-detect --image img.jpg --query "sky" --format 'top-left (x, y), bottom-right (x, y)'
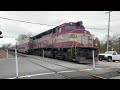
top-left (0, 11), bottom-right (120, 47)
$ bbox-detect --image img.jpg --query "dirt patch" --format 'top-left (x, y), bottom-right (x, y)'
top-left (0, 50), bottom-right (7, 59)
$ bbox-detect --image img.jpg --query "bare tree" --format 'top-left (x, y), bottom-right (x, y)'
top-left (94, 37), bottom-right (100, 48)
top-left (109, 33), bottom-right (120, 53)
top-left (99, 33), bottom-right (120, 53)
top-left (16, 33), bottom-right (33, 42)
top-left (1, 43), bottom-right (12, 49)
top-left (99, 34), bottom-right (110, 53)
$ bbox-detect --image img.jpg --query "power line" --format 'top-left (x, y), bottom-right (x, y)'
top-left (0, 16), bottom-right (56, 26)
top-left (111, 18), bottom-right (120, 22)
top-left (111, 17), bottom-right (120, 22)
top-left (86, 27), bottom-right (106, 30)
top-left (109, 12), bottom-right (120, 21)
top-left (112, 11), bottom-right (120, 15)
top-left (0, 16), bottom-right (106, 30)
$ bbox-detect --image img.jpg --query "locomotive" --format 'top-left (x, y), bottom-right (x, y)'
top-left (16, 21), bottom-right (98, 64)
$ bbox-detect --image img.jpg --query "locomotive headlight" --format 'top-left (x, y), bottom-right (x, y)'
top-left (89, 36), bottom-right (93, 39)
top-left (69, 34), bottom-right (77, 38)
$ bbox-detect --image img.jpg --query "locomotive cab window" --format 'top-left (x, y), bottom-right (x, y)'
top-left (59, 27), bottom-right (62, 33)
top-left (65, 25), bottom-right (77, 30)
top-left (52, 28), bottom-right (56, 33)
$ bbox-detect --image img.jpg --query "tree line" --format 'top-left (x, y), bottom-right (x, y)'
top-left (95, 33), bottom-right (120, 54)
top-left (1, 33), bottom-right (33, 49)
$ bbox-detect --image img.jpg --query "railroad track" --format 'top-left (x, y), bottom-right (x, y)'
top-left (9, 51), bottom-right (72, 79)
top-left (11, 51), bottom-right (80, 70)
top-left (9, 51), bottom-right (106, 79)
top-left (21, 58), bottom-right (106, 79)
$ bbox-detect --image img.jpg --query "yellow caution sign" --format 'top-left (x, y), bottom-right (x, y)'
top-left (111, 48), bottom-right (114, 51)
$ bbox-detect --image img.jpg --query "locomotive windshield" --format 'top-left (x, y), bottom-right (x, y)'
top-left (64, 22), bottom-right (84, 30)
top-left (65, 26), bottom-right (77, 30)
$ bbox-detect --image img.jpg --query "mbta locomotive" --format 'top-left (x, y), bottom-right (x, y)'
top-left (16, 21), bottom-right (98, 64)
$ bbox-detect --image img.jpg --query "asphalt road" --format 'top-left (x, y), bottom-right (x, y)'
top-left (0, 53), bottom-right (120, 79)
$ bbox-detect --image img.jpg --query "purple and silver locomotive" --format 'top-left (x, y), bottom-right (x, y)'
top-left (17, 21), bottom-right (98, 64)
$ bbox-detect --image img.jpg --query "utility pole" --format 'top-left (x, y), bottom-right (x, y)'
top-left (106, 11), bottom-right (112, 51)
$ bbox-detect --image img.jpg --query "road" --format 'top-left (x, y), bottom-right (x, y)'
top-left (0, 53), bottom-right (120, 79)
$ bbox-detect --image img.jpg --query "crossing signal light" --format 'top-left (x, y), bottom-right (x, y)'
top-left (0, 31), bottom-right (3, 38)
top-left (0, 31), bottom-right (2, 35)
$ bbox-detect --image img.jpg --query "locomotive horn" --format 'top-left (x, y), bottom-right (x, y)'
top-left (76, 21), bottom-right (83, 26)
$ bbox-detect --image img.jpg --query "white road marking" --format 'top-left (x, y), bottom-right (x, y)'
top-left (7, 77), bottom-right (18, 79)
top-left (1, 58), bottom-right (14, 60)
top-left (7, 72), bottom-right (55, 79)
top-left (6, 67), bottom-right (120, 79)
top-left (91, 75), bottom-right (107, 79)
top-left (78, 68), bottom-right (93, 71)
top-left (57, 70), bottom-right (77, 73)
top-left (102, 67), bottom-right (120, 69)
top-left (6, 68), bottom-right (97, 79)
top-left (58, 68), bottom-right (96, 73)
top-left (20, 72), bottom-right (55, 78)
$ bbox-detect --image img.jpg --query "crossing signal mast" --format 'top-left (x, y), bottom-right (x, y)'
top-left (0, 31), bottom-right (3, 38)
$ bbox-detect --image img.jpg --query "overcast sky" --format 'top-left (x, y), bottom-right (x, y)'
top-left (0, 11), bottom-right (120, 47)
